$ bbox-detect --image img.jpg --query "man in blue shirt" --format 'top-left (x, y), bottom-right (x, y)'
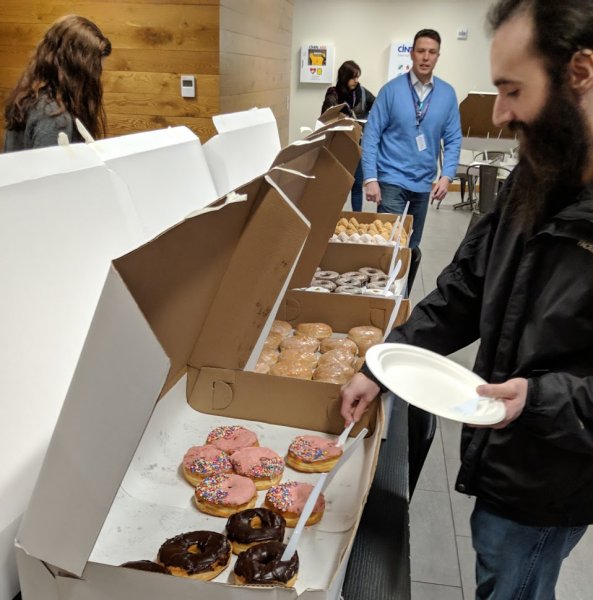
top-left (362, 29), bottom-right (462, 250)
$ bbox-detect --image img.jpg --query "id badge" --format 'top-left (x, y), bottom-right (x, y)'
top-left (416, 133), bottom-right (427, 152)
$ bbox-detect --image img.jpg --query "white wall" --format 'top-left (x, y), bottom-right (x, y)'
top-left (290, 0), bottom-right (496, 141)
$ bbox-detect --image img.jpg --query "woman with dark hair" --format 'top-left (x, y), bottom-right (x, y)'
top-left (3, 15), bottom-right (112, 152)
top-left (321, 60), bottom-right (375, 211)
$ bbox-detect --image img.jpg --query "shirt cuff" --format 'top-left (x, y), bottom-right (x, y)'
top-left (363, 178), bottom-right (378, 186)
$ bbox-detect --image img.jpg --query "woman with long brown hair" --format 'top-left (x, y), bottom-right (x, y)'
top-left (3, 15), bottom-right (111, 151)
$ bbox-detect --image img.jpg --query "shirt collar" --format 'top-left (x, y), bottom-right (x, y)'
top-left (410, 69), bottom-right (434, 88)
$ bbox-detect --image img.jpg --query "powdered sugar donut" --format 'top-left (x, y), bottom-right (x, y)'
top-left (315, 270), bottom-right (340, 281)
top-left (359, 267), bottom-right (385, 278)
top-left (336, 276), bottom-right (363, 287)
top-left (335, 285), bottom-right (362, 294)
top-left (311, 279), bottom-right (337, 291)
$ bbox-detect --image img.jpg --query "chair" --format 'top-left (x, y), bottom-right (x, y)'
top-left (466, 163), bottom-right (513, 232)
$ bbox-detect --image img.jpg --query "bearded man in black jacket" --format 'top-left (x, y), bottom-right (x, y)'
top-left (341, 1), bottom-right (593, 598)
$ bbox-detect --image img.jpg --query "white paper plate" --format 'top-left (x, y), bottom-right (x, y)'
top-left (365, 343), bottom-right (506, 425)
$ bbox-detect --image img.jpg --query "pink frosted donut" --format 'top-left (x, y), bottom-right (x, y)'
top-left (182, 445), bottom-right (233, 486)
top-left (206, 425), bottom-right (259, 453)
top-left (264, 481), bottom-right (325, 527)
top-left (194, 473), bottom-right (257, 517)
top-left (230, 447), bottom-right (285, 490)
top-left (286, 435), bottom-right (343, 473)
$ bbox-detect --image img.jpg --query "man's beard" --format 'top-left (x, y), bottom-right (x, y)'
top-left (507, 81), bottom-right (590, 232)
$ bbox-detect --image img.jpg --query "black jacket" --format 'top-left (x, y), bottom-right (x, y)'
top-left (384, 168), bottom-right (593, 526)
top-left (321, 84), bottom-right (375, 120)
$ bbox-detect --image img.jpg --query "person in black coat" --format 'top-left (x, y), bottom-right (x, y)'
top-left (321, 60), bottom-right (375, 211)
top-left (341, 1), bottom-right (593, 598)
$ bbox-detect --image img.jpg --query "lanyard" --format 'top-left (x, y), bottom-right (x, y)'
top-left (407, 73), bottom-right (433, 128)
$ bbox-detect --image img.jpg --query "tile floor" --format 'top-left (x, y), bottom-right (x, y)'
top-left (358, 193), bottom-right (593, 600)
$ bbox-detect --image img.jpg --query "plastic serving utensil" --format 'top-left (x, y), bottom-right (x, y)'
top-left (280, 426), bottom-right (368, 562)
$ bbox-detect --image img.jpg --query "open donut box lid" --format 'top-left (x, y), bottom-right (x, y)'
top-left (16, 129), bottom-right (369, 594)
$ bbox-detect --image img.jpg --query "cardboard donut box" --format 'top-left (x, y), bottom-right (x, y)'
top-left (15, 125), bottom-right (409, 599)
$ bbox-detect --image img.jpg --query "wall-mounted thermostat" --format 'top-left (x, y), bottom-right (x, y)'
top-left (180, 75), bottom-right (196, 98)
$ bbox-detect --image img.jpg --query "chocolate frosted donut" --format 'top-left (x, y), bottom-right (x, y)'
top-left (120, 560), bottom-right (169, 574)
top-left (336, 276), bottom-right (363, 287)
top-left (311, 278), bottom-right (337, 291)
top-left (359, 267), bottom-right (385, 278)
top-left (315, 270), bottom-right (339, 281)
top-left (335, 285), bottom-right (362, 295)
top-left (234, 541), bottom-right (299, 587)
top-left (226, 508), bottom-right (286, 554)
top-left (158, 530), bottom-right (231, 580)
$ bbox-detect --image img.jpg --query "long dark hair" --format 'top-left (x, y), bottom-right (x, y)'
top-left (4, 15), bottom-right (111, 139)
top-left (335, 60), bottom-right (361, 102)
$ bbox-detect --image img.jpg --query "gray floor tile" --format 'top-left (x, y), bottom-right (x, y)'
top-left (411, 581), bottom-right (463, 600)
top-left (456, 534), bottom-right (476, 600)
top-left (557, 528), bottom-right (593, 600)
top-left (415, 426), bottom-right (448, 493)
top-left (410, 489), bottom-right (461, 587)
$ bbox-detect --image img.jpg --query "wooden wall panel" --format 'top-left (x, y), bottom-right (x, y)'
top-left (219, 0), bottom-right (293, 145)
top-left (0, 1), bottom-right (295, 148)
top-left (0, 0), bottom-right (220, 144)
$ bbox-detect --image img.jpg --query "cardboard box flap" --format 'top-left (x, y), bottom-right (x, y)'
top-left (17, 268), bottom-right (170, 577)
top-left (306, 121), bottom-right (362, 175)
top-left (204, 108), bottom-right (281, 197)
top-left (190, 367), bottom-right (376, 439)
top-left (113, 175), bottom-right (310, 395)
top-left (460, 92), bottom-right (514, 139)
top-left (318, 103), bottom-right (350, 125)
top-left (268, 147), bottom-right (355, 289)
top-left (279, 290), bottom-right (409, 333)
top-left (90, 127), bottom-right (220, 239)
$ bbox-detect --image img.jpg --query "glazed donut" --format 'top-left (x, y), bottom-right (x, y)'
top-left (254, 361), bottom-right (270, 374)
top-left (206, 425), bottom-right (259, 453)
top-left (336, 276), bottom-right (363, 287)
top-left (234, 541), bottom-right (299, 587)
top-left (158, 530), bottom-right (231, 580)
top-left (230, 447), bottom-right (285, 490)
top-left (315, 270), bottom-right (340, 281)
top-left (317, 348), bottom-right (356, 367)
top-left (182, 445), bottom-right (233, 486)
top-left (270, 320), bottom-right (293, 338)
top-left (226, 508), bottom-right (286, 554)
top-left (354, 356), bottom-right (365, 371)
top-left (296, 322), bottom-right (333, 340)
top-left (341, 271), bottom-right (368, 284)
top-left (311, 279), bottom-right (337, 291)
top-left (264, 481), bottom-right (325, 527)
top-left (348, 325), bottom-right (383, 357)
top-left (319, 337), bottom-right (358, 355)
top-left (286, 435), bottom-right (343, 473)
top-left (313, 363), bottom-right (355, 385)
top-left (120, 560), bottom-right (169, 574)
top-left (194, 473), bottom-right (258, 517)
top-left (263, 332), bottom-right (282, 351)
top-left (269, 360), bottom-right (314, 380)
top-left (258, 348), bottom-right (279, 366)
top-left (359, 267), bottom-right (386, 278)
top-left (279, 334), bottom-right (320, 353)
top-left (279, 348), bottom-right (318, 367)
top-left (335, 285), bottom-right (362, 295)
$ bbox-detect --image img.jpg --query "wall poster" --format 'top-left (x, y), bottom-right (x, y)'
top-left (300, 44), bottom-right (335, 84)
top-left (387, 40), bottom-right (413, 81)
